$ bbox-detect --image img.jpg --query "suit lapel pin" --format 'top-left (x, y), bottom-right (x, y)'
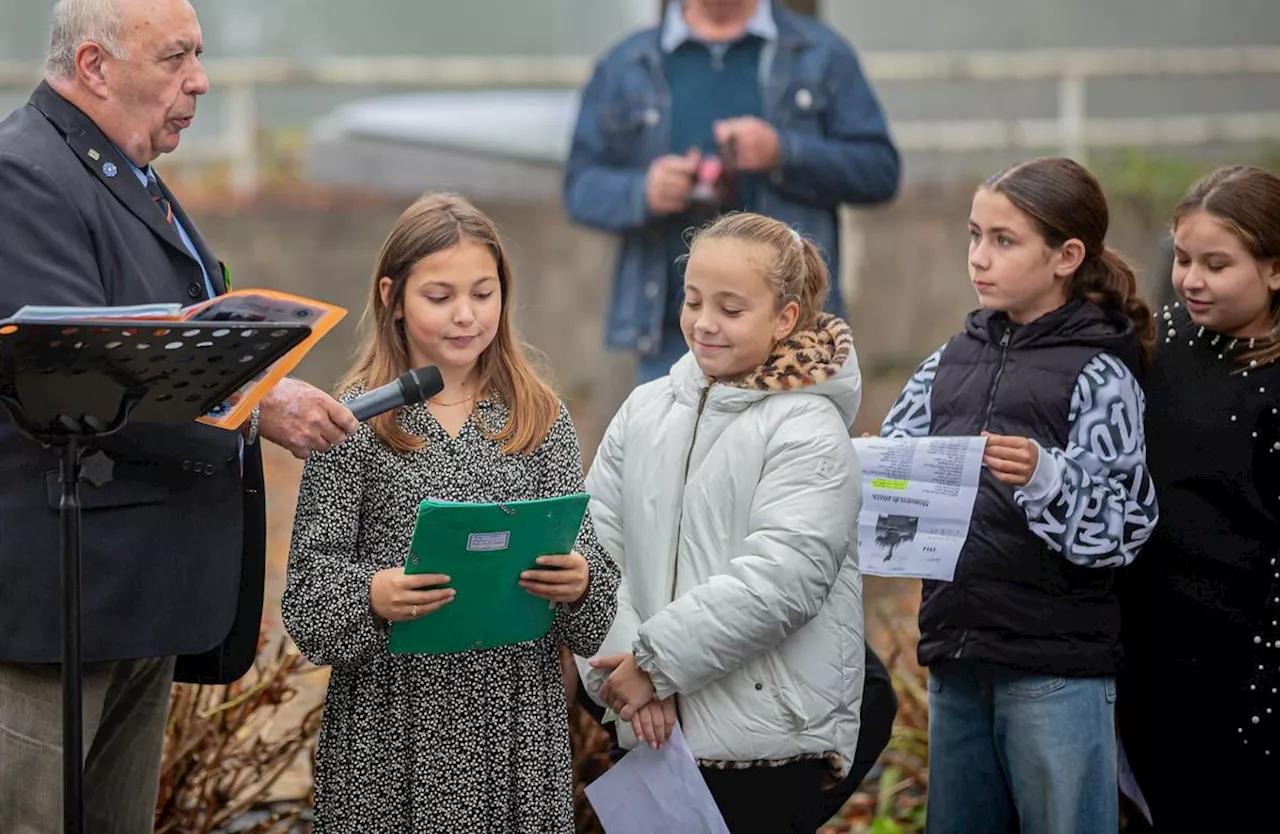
top-left (102, 161), bottom-right (118, 178)
top-left (87, 148), bottom-right (101, 161)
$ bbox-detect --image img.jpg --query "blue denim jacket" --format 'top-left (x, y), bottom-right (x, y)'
top-left (563, 5), bottom-right (900, 355)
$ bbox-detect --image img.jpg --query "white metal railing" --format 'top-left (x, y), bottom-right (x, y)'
top-left (3, 46), bottom-right (1279, 196)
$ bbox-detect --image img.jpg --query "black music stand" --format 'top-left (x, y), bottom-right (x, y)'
top-left (0, 318), bottom-right (309, 833)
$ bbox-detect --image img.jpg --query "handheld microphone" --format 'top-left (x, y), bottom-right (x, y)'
top-left (347, 366), bottom-right (445, 422)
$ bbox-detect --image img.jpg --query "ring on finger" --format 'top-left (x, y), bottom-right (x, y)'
top-left (411, 604), bottom-right (418, 617)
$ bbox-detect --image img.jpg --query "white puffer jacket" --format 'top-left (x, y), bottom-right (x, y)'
top-left (579, 316), bottom-right (865, 773)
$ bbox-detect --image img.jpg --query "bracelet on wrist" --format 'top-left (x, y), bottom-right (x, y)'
top-left (245, 404), bottom-right (261, 445)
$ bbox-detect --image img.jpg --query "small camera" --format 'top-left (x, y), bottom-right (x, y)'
top-left (687, 136), bottom-right (738, 219)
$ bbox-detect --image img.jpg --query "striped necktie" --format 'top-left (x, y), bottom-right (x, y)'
top-left (144, 172), bottom-right (174, 225)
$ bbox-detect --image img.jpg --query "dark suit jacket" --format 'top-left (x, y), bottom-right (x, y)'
top-left (0, 82), bottom-right (265, 683)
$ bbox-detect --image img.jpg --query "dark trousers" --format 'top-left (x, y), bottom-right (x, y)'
top-left (701, 759), bottom-right (830, 834)
top-left (576, 646), bottom-right (897, 827)
top-left (0, 657), bottom-right (175, 834)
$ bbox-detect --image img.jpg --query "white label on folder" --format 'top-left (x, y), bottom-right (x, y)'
top-left (467, 531), bottom-right (510, 552)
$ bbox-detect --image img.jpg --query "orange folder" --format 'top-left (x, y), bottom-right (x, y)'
top-left (181, 289), bottom-right (347, 429)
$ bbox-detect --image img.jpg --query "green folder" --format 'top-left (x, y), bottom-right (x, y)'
top-left (388, 493), bottom-right (590, 655)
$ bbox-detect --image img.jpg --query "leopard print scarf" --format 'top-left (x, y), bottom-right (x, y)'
top-left (722, 313), bottom-right (854, 391)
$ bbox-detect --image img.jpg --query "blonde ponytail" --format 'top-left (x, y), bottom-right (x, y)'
top-left (795, 236), bottom-right (832, 330)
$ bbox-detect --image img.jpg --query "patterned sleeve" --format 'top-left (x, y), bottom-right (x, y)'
top-left (281, 428), bottom-right (389, 669)
top-left (880, 344), bottom-right (945, 438)
top-left (1015, 353), bottom-right (1159, 568)
top-left (538, 403), bottom-right (621, 657)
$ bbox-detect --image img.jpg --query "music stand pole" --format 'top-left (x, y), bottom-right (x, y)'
top-left (57, 434), bottom-right (85, 834)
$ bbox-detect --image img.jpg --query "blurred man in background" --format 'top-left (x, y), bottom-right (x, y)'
top-left (564, 0), bottom-right (900, 383)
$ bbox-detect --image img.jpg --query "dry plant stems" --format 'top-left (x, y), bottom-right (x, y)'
top-left (860, 610), bottom-right (930, 830)
top-left (569, 703), bottom-right (613, 834)
top-left (155, 638), bottom-right (325, 833)
top-left (823, 610), bottom-right (931, 833)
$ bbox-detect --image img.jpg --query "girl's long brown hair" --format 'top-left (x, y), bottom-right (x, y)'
top-left (984, 157), bottom-right (1156, 369)
top-left (338, 193), bottom-right (559, 455)
top-left (1171, 164), bottom-right (1280, 369)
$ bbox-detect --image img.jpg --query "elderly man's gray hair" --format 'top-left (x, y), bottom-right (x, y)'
top-left (46, 0), bottom-right (129, 79)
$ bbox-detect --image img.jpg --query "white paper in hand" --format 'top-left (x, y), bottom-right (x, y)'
top-left (850, 435), bottom-right (986, 582)
top-left (585, 723), bottom-right (729, 834)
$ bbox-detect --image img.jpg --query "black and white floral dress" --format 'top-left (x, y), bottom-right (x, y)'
top-left (282, 397), bottom-right (619, 834)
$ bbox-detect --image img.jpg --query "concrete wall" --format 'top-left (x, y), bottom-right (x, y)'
top-left (824, 0), bottom-right (1280, 50)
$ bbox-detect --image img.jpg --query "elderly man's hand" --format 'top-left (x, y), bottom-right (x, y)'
top-left (255, 377), bottom-right (359, 459)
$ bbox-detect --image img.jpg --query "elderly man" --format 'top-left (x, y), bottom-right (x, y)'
top-left (0, 1), bottom-right (357, 830)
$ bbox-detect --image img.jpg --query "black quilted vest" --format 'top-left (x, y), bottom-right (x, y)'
top-left (920, 300), bottom-right (1142, 676)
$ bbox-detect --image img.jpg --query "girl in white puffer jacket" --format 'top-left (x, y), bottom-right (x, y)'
top-left (580, 211), bottom-right (865, 833)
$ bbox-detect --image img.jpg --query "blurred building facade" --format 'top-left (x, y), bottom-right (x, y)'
top-left (2, 0), bottom-right (1276, 178)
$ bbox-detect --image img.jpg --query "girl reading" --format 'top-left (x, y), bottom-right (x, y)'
top-left (282, 193), bottom-right (619, 834)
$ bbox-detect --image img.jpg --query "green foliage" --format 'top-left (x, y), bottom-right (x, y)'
top-left (1091, 145), bottom-right (1280, 228)
top-left (868, 818), bottom-right (904, 834)
top-left (1092, 150), bottom-right (1213, 226)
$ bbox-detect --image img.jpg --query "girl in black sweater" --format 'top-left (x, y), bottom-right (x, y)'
top-left (1118, 165), bottom-right (1280, 832)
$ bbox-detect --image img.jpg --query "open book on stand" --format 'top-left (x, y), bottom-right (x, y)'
top-left (2, 289), bottom-right (346, 430)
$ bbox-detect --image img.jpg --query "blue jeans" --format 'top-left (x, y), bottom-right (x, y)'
top-left (925, 661), bottom-right (1117, 834)
top-left (635, 328), bottom-right (690, 385)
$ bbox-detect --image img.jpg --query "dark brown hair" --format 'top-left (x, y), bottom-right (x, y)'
top-left (1170, 164), bottom-right (1280, 368)
top-left (984, 157), bottom-right (1155, 367)
top-left (686, 211), bottom-right (831, 334)
top-left (338, 192), bottom-right (559, 455)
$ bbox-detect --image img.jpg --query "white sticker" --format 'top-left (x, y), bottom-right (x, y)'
top-left (467, 531), bottom-right (510, 552)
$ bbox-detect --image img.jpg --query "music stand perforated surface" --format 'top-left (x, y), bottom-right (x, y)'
top-left (0, 318), bottom-right (309, 834)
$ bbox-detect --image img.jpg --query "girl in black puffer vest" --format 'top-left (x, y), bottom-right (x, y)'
top-left (879, 157), bottom-right (1158, 834)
